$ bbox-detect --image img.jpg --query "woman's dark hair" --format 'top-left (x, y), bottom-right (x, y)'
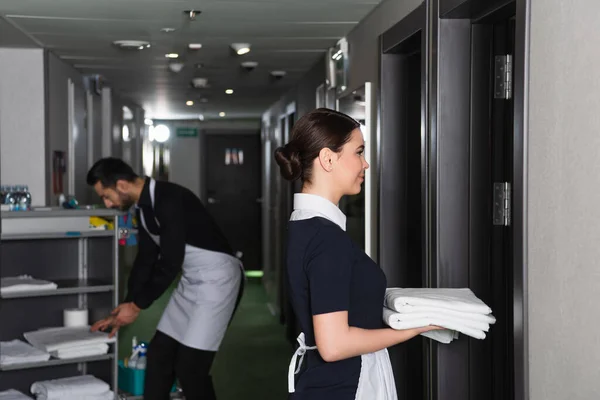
top-left (86, 157), bottom-right (139, 188)
top-left (274, 108), bottom-right (359, 182)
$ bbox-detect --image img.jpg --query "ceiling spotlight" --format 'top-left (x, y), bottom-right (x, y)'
top-left (186, 100), bottom-right (194, 106)
top-left (168, 62), bottom-right (184, 73)
top-left (113, 40), bottom-right (151, 50)
top-left (191, 77), bottom-right (208, 88)
top-left (241, 61), bottom-right (258, 72)
top-left (198, 114), bottom-right (205, 121)
top-left (188, 43), bottom-right (202, 50)
top-left (231, 43), bottom-right (251, 55)
top-left (225, 89), bottom-right (234, 95)
top-left (219, 112), bottom-right (226, 117)
top-left (160, 28), bottom-right (176, 33)
top-left (165, 53), bottom-right (179, 59)
top-left (270, 70), bottom-right (287, 80)
top-left (195, 63), bottom-right (205, 69)
top-left (184, 10), bottom-right (202, 21)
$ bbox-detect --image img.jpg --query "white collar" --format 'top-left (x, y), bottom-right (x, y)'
top-left (291, 193), bottom-right (346, 231)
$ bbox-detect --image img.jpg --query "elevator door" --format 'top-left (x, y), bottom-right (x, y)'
top-left (470, 15), bottom-right (515, 400)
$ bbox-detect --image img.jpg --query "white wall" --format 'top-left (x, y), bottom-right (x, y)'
top-left (528, 0), bottom-right (600, 399)
top-left (0, 48), bottom-right (46, 206)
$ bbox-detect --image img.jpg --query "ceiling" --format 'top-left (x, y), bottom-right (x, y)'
top-left (0, 0), bottom-right (383, 120)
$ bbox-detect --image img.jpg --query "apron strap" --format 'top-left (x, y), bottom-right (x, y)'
top-left (288, 332), bottom-right (317, 393)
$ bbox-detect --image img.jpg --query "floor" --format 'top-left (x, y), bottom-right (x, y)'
top-left (118, 273), bottom-right (291, 400)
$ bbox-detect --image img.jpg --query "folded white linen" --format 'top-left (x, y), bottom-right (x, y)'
top-left (50, 344), bottom-right (109, 360)
top-left (0, 340), bottom-right (50, 366)
top-left (420, 329), bottom-right (460, 344)
top-left (388, 311), bottom-right (491, 332)
top-left (30, 375), bottom-right (110, 399)
top-left (385, 288), bottom-right (492, 315)
top-left (0, 389), bottom-right (33, 400)
top-left (0, 276), bottom-right (57, 295)
top-left (393, 305), bottom-right (496, 324)
top-left (383, 308), bottom-right (486, 340)
top-left (36, 391), bottom-right (114, 400)
top-left (24, 327), bottom-right (115, 353)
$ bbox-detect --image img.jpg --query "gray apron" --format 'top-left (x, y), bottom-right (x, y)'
top-left (139, 179), bottom-right (243, 351)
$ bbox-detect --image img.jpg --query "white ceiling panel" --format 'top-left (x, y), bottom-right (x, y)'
top-left (0, 0), bottom-right (383, 119)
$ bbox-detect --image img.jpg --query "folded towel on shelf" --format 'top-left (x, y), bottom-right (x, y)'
top-left (0, 389), bottom-right (33, 400)
top-left (0, 276), bottom-right (57, 295)
top-left (35, 392), bottom-right (114, 400)
top-left (383, 308), bottom-right (487, 340)
top-left (0, 340), bottom-right (50, 366)
top-left (24, 327), bottom-right (115, 353)
top-left (30, 375), bottom-right (111, 399)
top-left (50, 344), bottom-right (109, 360)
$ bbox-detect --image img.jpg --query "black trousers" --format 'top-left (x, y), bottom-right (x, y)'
top-left (144, 272), bottom-right (245, 400)
top-left (144, 330), bottom-right (217, 400)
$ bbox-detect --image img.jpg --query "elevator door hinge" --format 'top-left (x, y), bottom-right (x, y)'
top-left (494, 55), bottom-right (513, 99)
top-left (493, 182), bottom-right (511, 226)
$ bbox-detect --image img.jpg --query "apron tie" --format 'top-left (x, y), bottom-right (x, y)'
top-left (288, 332), bottom-right (317, 393)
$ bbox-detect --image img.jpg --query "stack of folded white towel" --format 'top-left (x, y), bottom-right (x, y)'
top-left (0, 276), bottom-right (58, 296)
top-left (30, 375), bottom-right (114, 400)
top-left (0, 340), bottom-right (50, 367)
top-left (0, 389), bottom-right (33, 400)
top-left (383, 288), bottom-right (496, 343)
top-left (24, 327), bottom-right (114, 360)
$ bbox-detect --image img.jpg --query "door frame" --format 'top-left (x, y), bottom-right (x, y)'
top-left (379, 0), bottom-right (530, 399)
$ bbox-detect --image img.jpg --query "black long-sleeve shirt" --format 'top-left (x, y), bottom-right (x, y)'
top-left (125, 177), bottom-right (233, 309)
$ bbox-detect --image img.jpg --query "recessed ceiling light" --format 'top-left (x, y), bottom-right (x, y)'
top-left (188, 43), bottom-right (202, 50)
top-left (186, 100), bottom-right (194, 106)
top-left (195, 63), bottom-right (205, 69)
top-left (231, 43), bottom-right (251, 55)
top-left (165, 53), bottom-right (179, 59)
top-left (161, 28), bottom-right (176, 33)
top-left (113, 40), bottom-right (151, 50)
top-left (225, 89), bottom-right (234, 95)
top-left (219, 112), bottom-right (226, 117)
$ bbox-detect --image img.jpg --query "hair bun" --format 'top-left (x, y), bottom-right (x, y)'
top-left (274, 144), bottom-right (302, 181)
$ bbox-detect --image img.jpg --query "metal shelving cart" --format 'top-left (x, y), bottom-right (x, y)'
top-left (0, 209), bottom-right (120, 397)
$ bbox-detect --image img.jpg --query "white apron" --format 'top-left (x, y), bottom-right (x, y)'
top-left (139, 179), bottom-right (244, 351)
top-left (287, 195), bottom-right (398, 399)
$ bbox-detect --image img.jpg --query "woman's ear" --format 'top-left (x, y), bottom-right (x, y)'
top-left (318, 147), bottom-right (334, 172)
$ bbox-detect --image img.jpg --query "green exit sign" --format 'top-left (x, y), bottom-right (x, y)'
top-left (176, 127), bottom-right (198, 137)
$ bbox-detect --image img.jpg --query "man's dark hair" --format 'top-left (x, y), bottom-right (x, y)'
top-left (86, 157), bottom-right (139, 188)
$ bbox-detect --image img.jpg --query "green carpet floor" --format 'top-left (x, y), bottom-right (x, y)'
top-left (118, 277), bottom-right (291, 400)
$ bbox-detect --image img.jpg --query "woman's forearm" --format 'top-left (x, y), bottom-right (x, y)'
top-left (316, 325), bottom-right (431, 362)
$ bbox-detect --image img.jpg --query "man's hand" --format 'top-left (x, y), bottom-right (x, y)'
top-left (90, 302), bottom-right (141, 338)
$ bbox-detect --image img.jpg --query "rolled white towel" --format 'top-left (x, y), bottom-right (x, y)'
top-left (385, 288), bottom-right (492, 315)
top-left (30, 375), bottom-right (110, 399)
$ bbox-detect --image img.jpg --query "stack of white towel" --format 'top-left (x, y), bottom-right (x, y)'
top-left (0, 340), bottom-right (50, 367)
top-left (0, 276), bottom-right (57, 296)
top-left (383, 288), bottom-right (496, 343)
top-left (0, 389), bottom-right (33, 400)
top-left (30, 375), bottom-right (114, 400)
top-left (24, 327), bottom-right (114, 360)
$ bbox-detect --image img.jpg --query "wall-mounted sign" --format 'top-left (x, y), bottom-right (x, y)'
top-left (225, 148), bottom-right (244, 165)
top-left (176, 127), bottom-right (198, 137)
